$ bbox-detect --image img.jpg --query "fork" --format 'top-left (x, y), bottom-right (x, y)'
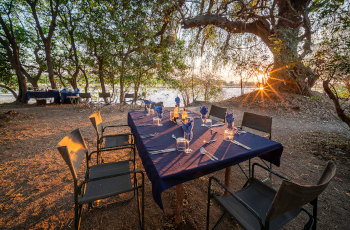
top-left (203, 139), bottom-right (217, 144)
top-left (200, 147), bottom-right (218, 161)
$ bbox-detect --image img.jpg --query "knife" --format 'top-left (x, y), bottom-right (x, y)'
top-left (149, 148), bottom-right (176, 155)
top-left (224, 139), bottom-right (251, 150)
top-left (232, 140), bottom-right (251, 150)
top-left (137, 124), bottom-right (152, 127)
top-left (212, 123), bottom-right (225, 127)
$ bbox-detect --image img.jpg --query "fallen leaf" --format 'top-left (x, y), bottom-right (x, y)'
top-left (334, 177), bottom-right (343, 182)
top-left (346, 193), bottom-right (350, 197)
top-left (313, 165), bottom-right (319, 169)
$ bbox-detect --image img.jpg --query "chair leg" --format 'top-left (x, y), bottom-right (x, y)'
top-left (75, 204), bottom-right (82, 230)
top-left (207, 179), bottom-right (212, 230)
top-left (311, 198), bottom-right (318, 230)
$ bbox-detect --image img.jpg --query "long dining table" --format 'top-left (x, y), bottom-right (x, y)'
top-left (128, 109), bottom-right (283, 224)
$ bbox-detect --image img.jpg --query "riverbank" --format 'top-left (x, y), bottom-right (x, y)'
top-left (0, 90), bottom-right (349, 229)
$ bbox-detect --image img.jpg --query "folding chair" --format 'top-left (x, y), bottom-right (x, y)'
top-left (97, 93), bottom-right (112, 111)
top-left (151, 102), bottom-right (163, 109)
top-left (237, 112), bottom-right (273, 180)
top-left (89, 111), bottom-right (135, 164)
top-left (207, 161), bottom-right (336, 230)
top-left (208, 105), bottom-right (227, 123)
top-left (78, 93), bottom-right (93, 112)
top-left (57, 129), bottom-right (144, 230)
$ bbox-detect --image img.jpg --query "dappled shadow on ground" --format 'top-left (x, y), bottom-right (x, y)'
top-left (0, 94), bottom-right (349, 229)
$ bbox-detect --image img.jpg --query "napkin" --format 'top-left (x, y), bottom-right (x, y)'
top-left (200, 106), bottom-right (208, 119)
top-left (226, 112), bottom-right (234, 130)
top-left (144, 100), bottom-right (155, 109)
top-left (154, 105), bottom-right (164, 118)
top-left (181, 119), bottom-right (193, 140)
top-left (175, 97), bottom-right (180, 107)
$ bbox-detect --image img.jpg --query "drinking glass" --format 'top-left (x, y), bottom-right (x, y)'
top-left (184, 132), bottom-right (193, 153)
top-left (170, 111), bottom-right (174, 121)
top-left (176, 137), bottom-right (186, 151)
top-left (146, 107), bottom-right (151, 116)
top-left (153, 117), bottom-right (160, 126)
top-left (150, 109), bottom-right (154, 115)
top-left (224, 129), bottom-right (234, 140)
top-left (204, 118), bottom-right (212, 128)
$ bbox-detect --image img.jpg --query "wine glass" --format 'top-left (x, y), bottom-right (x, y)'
top-left (201, 114), bottom-right (207, 123)
top-left (184, 132), bottom-right (193, 153)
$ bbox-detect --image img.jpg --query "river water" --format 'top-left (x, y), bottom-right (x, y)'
top-left (0, 87), bottom-right (255, 106)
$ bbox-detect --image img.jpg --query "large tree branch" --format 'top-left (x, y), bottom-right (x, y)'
top-left (0, 84), bottom-right (18, 98)
top-left (183, 15), bottom-right (271, 44)
top-left (323, 80), bottom-right (350, 129)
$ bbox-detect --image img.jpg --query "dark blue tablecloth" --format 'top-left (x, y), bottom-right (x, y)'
top-left (128, 110), bottom-right (283, 210)
top-left (24, 91), bottom-right (60, 104)
top-left (60, 92), bottom-right (78, 103)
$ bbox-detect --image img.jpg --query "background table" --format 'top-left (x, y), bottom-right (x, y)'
top-left (24, 91), bottom-right (60, 104)
top-left (128, 110), bottom-right (283, 216)
top-left (61, 92), bottom-right (78, 104)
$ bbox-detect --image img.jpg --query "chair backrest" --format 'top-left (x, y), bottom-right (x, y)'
top-left (89, 111), bottom-right (103, 136)
top-left (209, 105), bottom-right (227, 123)
top-left (79, 93), bottom-right (91, 99)
top-left (125, 93), bottom-right (135, 99)
top-left (241, 112), bottom-right (272, 138)
top-left (57, 129), bottom-right (88, 181)
top-left (99, 93), bottom-right (110, 102)
top-left (266, 161), bottom-right (336, 222)
top-left (151, 102), bottom-right (163, 109)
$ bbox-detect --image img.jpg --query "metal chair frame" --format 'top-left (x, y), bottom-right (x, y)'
top-left (89, 111), bottom-right (135, 164)
top-left (207, 161), bottom-right (336, 230)
top-left (57, 129), bottom-right (145, 230)
top-left (97, 92), bottom-right (112, 111)
top-left (237, 112), bottom-right (273, 181)
top-left (78, 93), bottom-right (94, 112)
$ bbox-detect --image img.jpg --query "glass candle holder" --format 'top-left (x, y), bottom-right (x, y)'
top-left (205, 118), bottom-right (212, 128)
top-left (153, 117), bottom-right (160, 126)
top-left (176, 137), bottom-right (186, 151)
top-left (224, 129), bottom-right (234, 140)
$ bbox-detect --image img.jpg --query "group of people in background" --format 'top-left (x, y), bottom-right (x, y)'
top-left (61, 87), bottom-right (80, 93)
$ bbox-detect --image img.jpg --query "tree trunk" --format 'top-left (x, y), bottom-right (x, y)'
top-left (0, 15), bottom-right (27, 102)
top-left (323, 80), bottom-right (350, 129)
top-left (98, 57), bottom-right (107, 101)
top-left (80, 66), bottom-right (89, 93)
top-left (21, 66), bottom-right (43, 88)
top-left (27, 0), bottom-right (59, 89)
top-left (120, 58), bottom-right (125, 103)
top-left (44, 45), bottom-right (57, 89)
top-left (182, 0), bottom-right (315, 95)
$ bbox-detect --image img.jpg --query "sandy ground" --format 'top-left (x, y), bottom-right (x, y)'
top-left (0, 90), bottom-right (349, 230)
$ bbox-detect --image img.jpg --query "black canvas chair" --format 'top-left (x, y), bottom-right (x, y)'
top-left (78, 93), bottom-right (94, 112)
top-left (57, 129), bottom-right (144, 230)
top-left (237, 112), bottom-right (273, 180)
top-left (146, 101), bottom-right (164, 110)
top-left (96, 92), bottom-right (112, 111)
top-left (89, 111), bottom-right (135, 164)
top-left (207, 161), bottom-right (336, 230)
top-left (208, 105), bottom-right (227, 123)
